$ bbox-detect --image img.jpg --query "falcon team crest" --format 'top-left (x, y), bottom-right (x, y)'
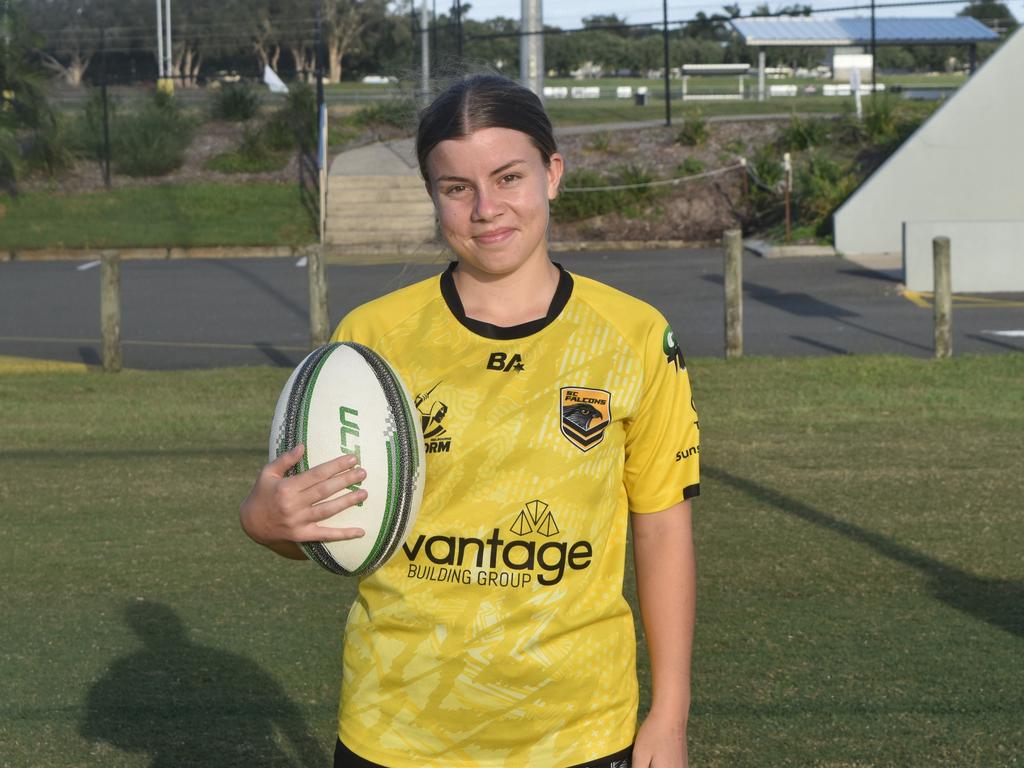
top-left (559, 387), bottom-right (611, 452)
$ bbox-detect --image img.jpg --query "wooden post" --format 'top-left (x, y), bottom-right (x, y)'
top-left (933, 236), bottom-right (952, 359)
top-left (724, 229), bottom-right (743, 359)
top-left (307, 244), bottom-right (330, 348)
top-left (100, 250), bottom-right (122, 372)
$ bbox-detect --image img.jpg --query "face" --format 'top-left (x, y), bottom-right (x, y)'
top-left (425, 127), bottom-right (564, 279)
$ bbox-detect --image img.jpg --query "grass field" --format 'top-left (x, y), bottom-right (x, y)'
top-left (2, 354), bottom-right (1022, 766)
top-left (0, 182), bottom-right (313, 250)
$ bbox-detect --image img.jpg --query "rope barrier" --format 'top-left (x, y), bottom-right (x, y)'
top-left (561, 162), bottom-right (746, 193)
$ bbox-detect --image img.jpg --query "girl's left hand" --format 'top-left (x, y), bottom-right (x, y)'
top-left (633, 712), bottom-right (688, 768)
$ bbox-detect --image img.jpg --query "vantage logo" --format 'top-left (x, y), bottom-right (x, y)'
top-left (403, 499), bottom-right (593, 588)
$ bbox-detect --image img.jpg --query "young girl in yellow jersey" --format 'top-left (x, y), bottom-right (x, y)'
top-left (241, 75), bottom-right (700, 768)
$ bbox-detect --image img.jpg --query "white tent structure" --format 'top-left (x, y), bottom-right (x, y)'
top-left (833, 28), bottom-right (1024, 292)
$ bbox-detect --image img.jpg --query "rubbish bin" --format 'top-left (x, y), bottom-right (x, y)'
top-left (634, 90), bottom-right (648, 106)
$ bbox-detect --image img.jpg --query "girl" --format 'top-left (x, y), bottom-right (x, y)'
top-left (241, 74), bottom-right (700, 768)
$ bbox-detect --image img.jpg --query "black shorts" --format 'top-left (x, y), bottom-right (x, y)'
top-left (334, 738), bottom-right (633, 767)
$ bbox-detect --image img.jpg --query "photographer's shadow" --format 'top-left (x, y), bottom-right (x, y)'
top-left (82, 600), bottom-right (327, 768)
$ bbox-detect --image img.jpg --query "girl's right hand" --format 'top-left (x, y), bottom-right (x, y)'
top-left (239, 444), bottom-right (367, 559)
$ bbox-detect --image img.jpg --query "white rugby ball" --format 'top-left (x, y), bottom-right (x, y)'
top-left (269, 342), bottom-right (425, 576)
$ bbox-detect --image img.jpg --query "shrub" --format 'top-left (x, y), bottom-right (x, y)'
top-left (552, 165), bottom-right (664, 222)
top-left (676, 112), bottom-right (708, 147)
top-left (23, 113), bottom-right (74, 176)
top-left (212, 82), bottom-right (261, 122)
top-left (863, 96), bottom-right (900, 144)
top-left (679, 157), bottom-right (705, 176)
top-left (204, 128), bottom-right (289, 173)
top-left (113, 91), bottom-right (194, 177)
top-left (352, 99), bottom-right (416, 131)
top-left (551, 169), bottom-right (620, 221)
top-left (66, 88), bottom-right (117, 161)
top-left (795, 151), bottom-right (858, 234)
top-left (779, 115), bottom-right (829, 151)
top-left (746, 145), bottom-right (785, 220)
top-left (264, 83), bottom-right (317, 151)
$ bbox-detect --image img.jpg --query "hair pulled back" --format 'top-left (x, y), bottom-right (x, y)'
top-left (416, 75), bottom-right (558, 182)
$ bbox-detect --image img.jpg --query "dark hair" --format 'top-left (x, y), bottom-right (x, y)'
top-left (416, 75), bottom-right (558, 181)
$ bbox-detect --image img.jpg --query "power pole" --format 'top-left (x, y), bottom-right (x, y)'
top-left (155, 0), bottom-right (164, 81)
top-left (870, 0), bottom-right (877, 93)
top-left (662, 0), bottom-right (671, 126)
top-left (519, 0), bottom-right (543, 97)
top-left (421, 0), bottom-right (430, 100)
top-left (163, 0), bottom-right (173, 90)
top-left (315, 1), bottom-right (324, 110)
top-left (455, 0), bottom-right (463, 59)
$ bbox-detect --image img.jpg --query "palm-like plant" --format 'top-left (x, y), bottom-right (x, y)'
top-left (1, 0), bottom-right (61, 193)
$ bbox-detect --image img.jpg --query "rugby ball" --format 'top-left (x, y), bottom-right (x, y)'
top-left (269, 342), bottom-right (425, 576)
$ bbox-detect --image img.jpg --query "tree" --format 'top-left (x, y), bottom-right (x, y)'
top-left (22, 0), bottom-right (115, 86)
top-left (323, 0), bottom-right (387, 82)
top-left (581, 14), bottom-right (630, 36)
top-left (958, 0), bottom-right (1018, 35)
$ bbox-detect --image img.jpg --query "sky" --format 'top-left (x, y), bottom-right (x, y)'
top-left (460, 0), bottom-right (1023, 28)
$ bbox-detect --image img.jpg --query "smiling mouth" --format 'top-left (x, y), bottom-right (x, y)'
top-left (473, 228), bottom-right (516, 245)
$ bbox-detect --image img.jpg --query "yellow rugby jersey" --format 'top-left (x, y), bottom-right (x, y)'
top-left (330, 263), bottom-right (700, 768)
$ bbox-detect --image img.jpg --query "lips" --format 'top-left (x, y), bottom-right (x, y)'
top-left (473, 228), bottom-right (516, 245)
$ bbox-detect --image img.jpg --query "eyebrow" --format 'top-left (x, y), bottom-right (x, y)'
top-left (435, 160), bottom-right (527, 184)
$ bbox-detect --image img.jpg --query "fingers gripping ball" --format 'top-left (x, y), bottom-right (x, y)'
top-left (269, 343), bottom-right (426, 576)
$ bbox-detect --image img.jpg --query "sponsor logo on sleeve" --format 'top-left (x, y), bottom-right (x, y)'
top-left (414, 382), bottom-right (452, 454)
top-left (663, 325), bottom-right (686, 372)
top-left (559, 387), bottom-right (611, 452)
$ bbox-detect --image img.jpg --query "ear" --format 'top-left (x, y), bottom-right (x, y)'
top-left (546, 153), bottom-right (565, 201)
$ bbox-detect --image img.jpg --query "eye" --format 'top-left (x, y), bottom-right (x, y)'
top-left (499, 173), bottom-right (521, 185)
top-left (443, 183), bottom-right (469, 197)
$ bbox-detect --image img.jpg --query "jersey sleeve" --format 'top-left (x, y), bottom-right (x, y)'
top-left (623, 317), bottom-right (701, 513)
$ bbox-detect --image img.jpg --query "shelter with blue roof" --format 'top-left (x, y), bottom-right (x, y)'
top-left (729, 17), bottom-right (997, 100)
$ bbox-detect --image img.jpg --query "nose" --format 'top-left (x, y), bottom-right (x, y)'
top-left (472, 186), bottom-right (502, 221)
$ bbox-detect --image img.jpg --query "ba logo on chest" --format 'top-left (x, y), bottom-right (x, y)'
top-left (559, 387), bottom-right (611, 452)
top-left (486, 352), bottom-right (524, 372)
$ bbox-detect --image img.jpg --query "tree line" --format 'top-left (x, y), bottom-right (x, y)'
top-left (10, 0), bottom-right (1020, 88)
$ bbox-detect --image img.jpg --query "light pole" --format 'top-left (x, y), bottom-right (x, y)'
top-left (662, 0), bottom-right (671, 126)
top-left (870, 0), bottom-right (877, 94)
top-left (519, 0), bottom-right (543, 97)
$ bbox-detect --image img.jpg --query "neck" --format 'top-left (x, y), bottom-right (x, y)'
top-left (452, 257), bottom-right (561, 327)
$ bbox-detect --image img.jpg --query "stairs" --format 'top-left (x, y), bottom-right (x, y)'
top-left (324, 140), bottom-right (442, 259)
top-left (325, 175), bottom-right (437, 249)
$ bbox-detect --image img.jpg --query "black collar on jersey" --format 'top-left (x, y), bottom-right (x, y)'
top-left (440, 261), bottom-right (574, 340)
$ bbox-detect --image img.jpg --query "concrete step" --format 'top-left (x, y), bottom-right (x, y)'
top-left (329, 174), bottom-right (425, 189)
top-left (325, 227), bottom-right (438, 246)
top-left (328, 186), bottom-right (430, 204)
top-left (327, 214), bottom-right (435, 232)
top-left (327, 200), bottom-right (435, 219)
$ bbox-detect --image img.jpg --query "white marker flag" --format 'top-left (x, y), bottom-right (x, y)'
top-left (263, 65), bottom-right (289, 94)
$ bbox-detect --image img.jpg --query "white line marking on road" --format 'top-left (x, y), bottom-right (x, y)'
top-left (76, 260), bottom-right (101, 271)
top-left (295, 256), bottom-right (308, 268)
top-left (983, 330), bottom-right (1024, 337)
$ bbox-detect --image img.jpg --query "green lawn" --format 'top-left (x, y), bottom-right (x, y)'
top-left (0, 182), bottom-right (315, 250)
top-left (1, 355), bottom-right (1022, 766)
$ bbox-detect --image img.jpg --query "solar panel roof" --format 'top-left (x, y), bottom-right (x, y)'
top-left (730, 17), bottom-right (998, 46)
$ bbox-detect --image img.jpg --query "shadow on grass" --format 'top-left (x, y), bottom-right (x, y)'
top-left (81, 600), bottom-right (328, 768)
top-left (704, 465), bottom-right (1024, 640)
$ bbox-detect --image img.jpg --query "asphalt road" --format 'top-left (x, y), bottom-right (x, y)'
top-left (2, 249), bottom-right (1022, 370)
